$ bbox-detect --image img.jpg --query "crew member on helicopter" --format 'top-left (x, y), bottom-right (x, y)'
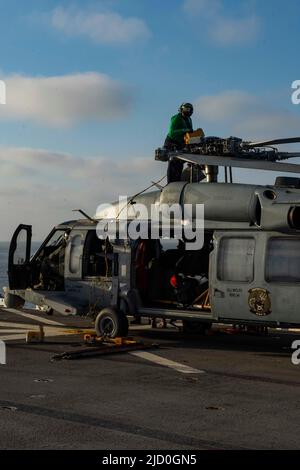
top-left (164, 102), bottom-right (194, 183)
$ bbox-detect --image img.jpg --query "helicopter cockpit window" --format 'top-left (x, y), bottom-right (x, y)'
top-left (45, 230), bottom-right (67, 248)
top-left (83, 231), bottom-right (112, 278)
top-left (266, 238), bottom-right (300, 282)
top-left (36, 229), bottom-right (69, 261)
top-left (218, 237), bottom-right (255, 282)
top-left (33, 229), bottom-right (69, 291)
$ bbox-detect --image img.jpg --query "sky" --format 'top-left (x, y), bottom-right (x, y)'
top-left (0, 0), bottom-right (300, 240)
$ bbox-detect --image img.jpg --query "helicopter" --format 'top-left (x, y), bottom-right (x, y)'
top-left (4, 133), bottom-right (300, 337)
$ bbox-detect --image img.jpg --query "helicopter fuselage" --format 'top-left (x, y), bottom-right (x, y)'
top-left (5, 178), bottom-right (300, 335)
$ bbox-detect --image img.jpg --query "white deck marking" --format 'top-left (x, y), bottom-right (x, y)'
top-left (0, 334), bottom-right (27, 341)
top-left (0, 308), bottom-right (93, 342)
top-left (0, 329), bottom-right (34, 334)
top-left (0, 321), bottom-right (91, 342)
top-left (0, 327), bottom-right (81, 342)
top-left (5, 309), bottom-right (64, 326)
top-left (130, 351), bottom-right (205, 374)
top-left (0, 322), bottom-right (70, 331)
top-left (0, 321), bottom-right (35, 329)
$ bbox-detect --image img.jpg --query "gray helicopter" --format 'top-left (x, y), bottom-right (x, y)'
top-left (4, 134), bottom-right (300, 337)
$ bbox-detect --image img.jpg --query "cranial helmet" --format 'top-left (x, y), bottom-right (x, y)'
top-left (179, 102), bottom-right (193, 117)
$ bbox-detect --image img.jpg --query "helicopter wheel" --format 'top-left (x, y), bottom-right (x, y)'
top-left (95, 307), bottom-right (129, 338)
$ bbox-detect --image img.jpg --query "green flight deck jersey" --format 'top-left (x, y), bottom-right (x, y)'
top-left (167, 113), bottom-right (193, 146)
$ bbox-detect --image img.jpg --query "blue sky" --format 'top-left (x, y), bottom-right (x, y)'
top-left (0, 0), bottom-right (300, 240)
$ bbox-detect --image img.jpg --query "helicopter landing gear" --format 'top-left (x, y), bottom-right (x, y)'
top-left (95, 307), bottom-right (129, 338)
top-left (3, 291), bottom-right (25, 309)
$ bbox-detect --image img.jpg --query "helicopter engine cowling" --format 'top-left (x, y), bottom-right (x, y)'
top-left (182, 183), bottom-right (300, 231)
top-left (182, 183), bottom-right (259, 224)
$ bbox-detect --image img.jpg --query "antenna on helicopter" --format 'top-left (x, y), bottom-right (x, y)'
top-left (151, 181), bottom-right (164, 189)
top-left (72, 209), bottom-right (97, 222)
top-left (115, 175), bottom-right (167, 220)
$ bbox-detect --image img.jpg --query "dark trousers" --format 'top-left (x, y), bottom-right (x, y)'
top-left (167, 159), bottom-right (184, 183)
top-left (164, 136), bottom-right (184, 183)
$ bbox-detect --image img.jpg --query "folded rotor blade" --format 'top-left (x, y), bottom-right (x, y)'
top-left (175, 153), bottom-right (300, 174)
top-left (247, 137), bottom-right (300, 148)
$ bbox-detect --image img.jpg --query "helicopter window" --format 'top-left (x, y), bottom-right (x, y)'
top-left (218, 237), bottom-right (255, 282)
top-left (266, 238), bottom-right (300, 282)
top-left (83, 231), bottom-right (112, 277)
top-left (13, 228), bottom-right (28, 265)
top-left (69, 234), bottom-right (82, 274)
top-left (45, 230), bottom-right (67, 248)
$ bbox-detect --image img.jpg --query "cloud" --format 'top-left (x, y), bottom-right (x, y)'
top-left (195, 90), bottom-right (255, 121)
top-left (0, 146), bottom-right (164, 240)
top-left (183, 0), bottom-right (221, 17)
top-left (183, 0), bottom-right (260, 46)
top-left (0, 72), bottom-right (132, 127)
top-left (194, 90), bottom-right (300, 140)
top-left (212, 15), bottom-right (260, 46)
top-left (49, 6), bottom-right (151, 45)
top-left (0, 147), bottom-right (160, 184)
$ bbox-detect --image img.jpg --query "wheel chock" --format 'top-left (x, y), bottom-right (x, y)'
top-left (84, 333), bottom-right (98, 344)
top-left (83, 334), bottom-right (138, 345)
top-left (26, 326), bottom-right (45, 343)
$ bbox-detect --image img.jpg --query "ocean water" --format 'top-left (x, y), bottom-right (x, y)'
top-left (0, 241), bottom-right (41, 295)
top-left (0, 242), bottom-right (9, 294)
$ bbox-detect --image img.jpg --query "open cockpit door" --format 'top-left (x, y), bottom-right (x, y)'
top-left (8, 224), bottom-right (32, 289)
